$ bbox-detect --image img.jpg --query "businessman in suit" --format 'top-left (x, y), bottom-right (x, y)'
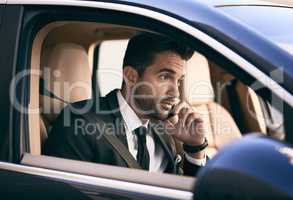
top-left (44, 33), bottom-right (208, 176)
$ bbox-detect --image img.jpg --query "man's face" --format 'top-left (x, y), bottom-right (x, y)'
top-left (133, 51), bottom-right (187, 120)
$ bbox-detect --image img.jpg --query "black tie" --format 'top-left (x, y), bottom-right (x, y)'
top-left (134, 126), bottom-right (150, 170)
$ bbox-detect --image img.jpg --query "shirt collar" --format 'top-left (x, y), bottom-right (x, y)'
top-left (117, 91), bottom-right (149, 132)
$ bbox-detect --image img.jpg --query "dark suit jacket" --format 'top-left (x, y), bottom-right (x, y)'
top-left (43, 90), bottom-right (201, 176)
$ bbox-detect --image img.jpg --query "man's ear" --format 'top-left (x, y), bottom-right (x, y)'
top-left (123, 66), bottom-right (139, 87)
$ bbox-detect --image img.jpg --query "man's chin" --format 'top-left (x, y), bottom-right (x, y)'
top-left (155, 109), bottom-right (170, 120)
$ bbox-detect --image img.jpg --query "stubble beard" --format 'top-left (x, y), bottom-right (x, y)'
top-left (135, 96), bottom-right (169, 121)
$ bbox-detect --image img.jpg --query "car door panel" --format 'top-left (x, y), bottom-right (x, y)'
top-left (0, 162), bottom-right (93, 200)
top-left (0, 158), bottom-right (195, 200)
top-left (20, 154), bottom-right (194, 200)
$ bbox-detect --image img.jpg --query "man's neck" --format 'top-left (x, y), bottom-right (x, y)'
top-left (120, 88), bottom-right (149, 124)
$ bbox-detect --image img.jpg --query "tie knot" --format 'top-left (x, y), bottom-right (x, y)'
top-left (134, 126), bottom-right (148, 137)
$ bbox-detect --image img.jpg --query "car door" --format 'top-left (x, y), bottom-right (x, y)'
top-left (0, 1), bottom-right (292, 200)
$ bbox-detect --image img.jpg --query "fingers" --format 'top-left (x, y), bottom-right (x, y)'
top-left (166, 101), bottom-right (206, 146)
top-left (165, 101), bottom-right (189, 127)
top-left (186, 112), bottom-right (203, 130)
top-left (180, 108), bottom-right (193, 128)
top-left (173, 101), bottom-right (190, 115)
top-left (178, 104), bottom-right (205, 137)
top-left (174, 102), bottom-right (190, 126)
top-left (175, 101), bottom-right (200, 128)
top-left (167, 114), bottom-right (179, 126)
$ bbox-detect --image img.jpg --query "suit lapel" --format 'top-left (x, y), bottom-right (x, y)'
top-left (150, 124), bottom-right (175, 167)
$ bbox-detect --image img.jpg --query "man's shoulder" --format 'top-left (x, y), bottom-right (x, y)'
top-left (59, 96), bottom-right (110, 118)
top-left (69, 96), bottom-right (108, 108)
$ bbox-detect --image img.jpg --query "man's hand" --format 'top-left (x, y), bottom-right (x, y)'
top-left (164, 101), bottom-right (206, 159)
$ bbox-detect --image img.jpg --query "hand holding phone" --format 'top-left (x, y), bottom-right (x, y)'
top-left (164, 101), bottom-right (205, 146)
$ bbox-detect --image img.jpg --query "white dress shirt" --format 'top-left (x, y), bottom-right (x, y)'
top-left (117, 91), bottom-right (206, 172)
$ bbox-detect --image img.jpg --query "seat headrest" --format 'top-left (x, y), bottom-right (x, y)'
top-left (184, 52), bottom-right (214, 105)
top-left (40, 43), bottom-right (92, 124)
top-left (41, 43), bottom-right (92, 103)
top-left (97, 39), bottom-right (128, 97)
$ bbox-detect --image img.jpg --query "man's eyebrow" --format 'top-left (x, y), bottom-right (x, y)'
top-left (157, 68), bottom-right (186, 79)
top-left (157, 68), bottom-right (176, 74)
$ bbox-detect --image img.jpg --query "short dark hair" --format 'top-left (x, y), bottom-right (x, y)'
top-left (123, 32), bottom-right (194, 75)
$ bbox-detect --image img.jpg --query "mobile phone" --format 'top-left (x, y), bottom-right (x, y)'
top-left (166, 105), bottom-right (179, 126)
top-left (167, 105), bottom-right (176, 118)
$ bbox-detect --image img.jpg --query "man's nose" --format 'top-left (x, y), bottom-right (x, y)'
top-left (167, 83), bottom-right (180, 98)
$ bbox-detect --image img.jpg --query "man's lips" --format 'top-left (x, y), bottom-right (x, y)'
top-left (161, 98), bottom-right (179, 105)
top-left (160, 103), bottom-right (173, 111)
top-left (160, 100), bottom-right (178, 109)
top-left (161, 101), bottom-right (174, 106)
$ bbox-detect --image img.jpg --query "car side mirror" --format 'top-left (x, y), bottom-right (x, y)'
top-left (194, 134), bottom-right (293, 200)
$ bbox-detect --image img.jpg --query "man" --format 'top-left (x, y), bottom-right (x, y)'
top-left (44, 33), bottom-right (207, 176)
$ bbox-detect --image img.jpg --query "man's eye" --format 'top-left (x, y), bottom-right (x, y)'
top-left (159, 75), bottom-right (168, 81)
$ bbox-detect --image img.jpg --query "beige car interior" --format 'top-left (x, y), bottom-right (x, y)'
top-left (209, 61), bottom-right (267, 134)
top-left (29, 22), bottom-right (137, 155)
top-left (28, 21), bottom-right (268, 159)
top-left (39, 43), bottom-right (92, 143)
top-left (184, 53), bottom-right (242, 157)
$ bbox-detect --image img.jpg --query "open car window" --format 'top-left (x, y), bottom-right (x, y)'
top-left (31, 20), bottom-right (285, 164)
top-left (34, 20), bottom-right (279, 164)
